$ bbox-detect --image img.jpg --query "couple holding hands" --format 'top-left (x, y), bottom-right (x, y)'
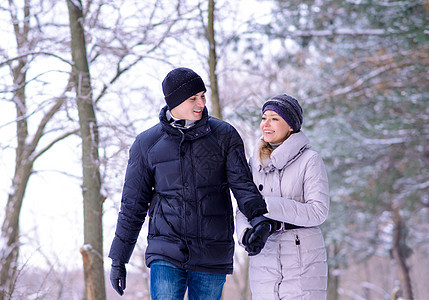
top-left (109, 67), bottom-right (329, 300)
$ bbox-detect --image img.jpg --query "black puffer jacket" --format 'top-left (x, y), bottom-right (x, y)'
top-left (109, 106), bottom-right (267, 274)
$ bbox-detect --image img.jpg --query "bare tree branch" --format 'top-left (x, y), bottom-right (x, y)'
top-left (30, 128), bottom-right (80, 163)
top-left (27, 98), bottom-right (66, 155)
top-left (0, 52), bottom-right (72, 67)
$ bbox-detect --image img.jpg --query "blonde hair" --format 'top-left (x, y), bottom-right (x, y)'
top-left (259, 140), bottom-right (274, 165)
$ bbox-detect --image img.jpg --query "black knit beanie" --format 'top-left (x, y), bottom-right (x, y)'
top-left (262, 94), bottom-right (303, 132)
top-left (162, 67), bottom-right (207, 110)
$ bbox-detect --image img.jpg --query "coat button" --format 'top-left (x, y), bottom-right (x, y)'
top-left (186, 211), bottom-right (191, 216)
top-left (259, 184), bottom-right (263, 191)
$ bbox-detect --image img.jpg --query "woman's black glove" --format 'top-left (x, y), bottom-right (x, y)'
top-left (242, 221), bottom-right (272, 256)
top-left (110, 259), bottom-right (126, 296)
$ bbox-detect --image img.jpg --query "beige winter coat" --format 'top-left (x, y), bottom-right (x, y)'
top-left (236, 131), bottom-right (330, 300)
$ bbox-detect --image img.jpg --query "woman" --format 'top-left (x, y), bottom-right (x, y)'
top-left (236, 94), bottom-right (330, 300)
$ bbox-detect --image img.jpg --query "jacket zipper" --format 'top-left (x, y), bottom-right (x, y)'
top-left (295, 234), bottom-right (302, 267)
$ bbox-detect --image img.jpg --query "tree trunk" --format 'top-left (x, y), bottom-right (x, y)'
top-left (66, 1), bottom-right (106, 299)
top-left (241, 256), bottom-right (251, 300)
top-left (229, 252), bottom-right (251, 300)
top-left (0, 157), bottom-right (32, 300)
top-left (0, 19), bottom-right (30, 297)
top-left (0, 23), bottom-right (68, 300)
top-left (392, 207), bottom-right (414, 300)
top-left (207, 0), bottom-right (222, 120)
top-left (327, 241), bottom-right (340, 300)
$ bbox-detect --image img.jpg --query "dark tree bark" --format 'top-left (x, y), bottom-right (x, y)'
top-left (66, 1), bottom-right (106, 299)
top-left (392, 207), bottom-right (414, 300)
top-left (207, 0), bottom-right (222, 120)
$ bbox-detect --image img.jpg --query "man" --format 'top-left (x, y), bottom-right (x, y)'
top-left (109, 67), bottom-right (269, 299)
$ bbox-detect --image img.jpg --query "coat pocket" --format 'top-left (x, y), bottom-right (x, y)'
top-left (148, 192), bottom-right (182, 237)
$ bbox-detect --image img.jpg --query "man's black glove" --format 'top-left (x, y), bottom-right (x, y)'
top-left (110, 259), bottom-right (126, 296)
top-left (242, 221), bottom-right (271, 256)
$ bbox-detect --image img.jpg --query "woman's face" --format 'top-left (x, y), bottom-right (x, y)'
top-left (260, 110), bottom-right (293, 144)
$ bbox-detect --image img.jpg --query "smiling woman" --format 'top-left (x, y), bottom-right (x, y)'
top-left (236, 93), bottom-right (330, 300)
top-left (260, 110), bottom-right (293, 144)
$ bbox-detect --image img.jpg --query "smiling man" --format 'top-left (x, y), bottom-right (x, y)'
top-left (108, 67), bottom-right (268, 299)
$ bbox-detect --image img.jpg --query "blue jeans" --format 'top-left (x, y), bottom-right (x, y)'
top-left (150, 260), bottom-right (226, 300)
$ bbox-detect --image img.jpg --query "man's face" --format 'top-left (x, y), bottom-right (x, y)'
top-left (170, 91), bottom-right (206, 121)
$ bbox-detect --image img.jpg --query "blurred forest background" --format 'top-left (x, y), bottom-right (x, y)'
top-left (0, 0), bottom-right (428, 299)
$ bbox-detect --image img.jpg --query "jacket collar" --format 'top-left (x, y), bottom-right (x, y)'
top-left (159, 105), bottom-right (211, 140)
top-left (254, 131), bottom-right (311, 172)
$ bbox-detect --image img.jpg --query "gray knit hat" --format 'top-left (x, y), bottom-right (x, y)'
top-left (162, 67), bottom-right (207, 110)
top-left (262, 94), bottom-right (303, 132)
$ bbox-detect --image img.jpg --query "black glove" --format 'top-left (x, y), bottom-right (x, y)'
top-left (242, 228), bottom-right (257, 255)
top-left (242, 221), bottom-right (271, 256)
top-left (110, 259), bottom-right (126, 296)
top-left (242, 228), bottom-right (253, 245)
top-left (249, 215), bottom-right (279, 233)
